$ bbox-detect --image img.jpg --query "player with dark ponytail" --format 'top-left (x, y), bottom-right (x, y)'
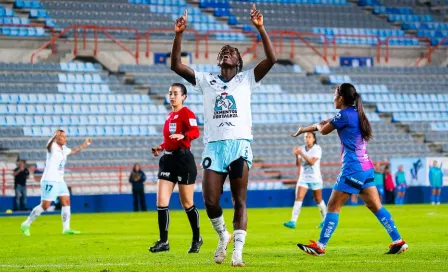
top-left (291, 83), bottom-right (408, 256)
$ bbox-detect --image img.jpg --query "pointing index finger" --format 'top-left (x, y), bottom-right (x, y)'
top-left (184, 8), bottom-right (188, 20)
top-left (252, 3), bottom-right (256, 10)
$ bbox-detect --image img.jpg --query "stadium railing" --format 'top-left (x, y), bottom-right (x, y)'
top-left (416, 37), bottom-right (448, 66)
top-left (385, 36), bottom-right (432, 63)
top-left (31, 25), bottom-right (140, 64)
top-left (4, 23), bottom-right (443, 66)
top-left (139, 28), bottom-right (200, 58)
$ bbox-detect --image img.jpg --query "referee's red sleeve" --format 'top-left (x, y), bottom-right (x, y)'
top-left (184, 108), bottom-right (200, 141)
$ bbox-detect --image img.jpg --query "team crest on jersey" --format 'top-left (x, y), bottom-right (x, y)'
top-left (213, 92), bottom-right (238, 119)
top-left (169, 123), bottom-right (176, 134)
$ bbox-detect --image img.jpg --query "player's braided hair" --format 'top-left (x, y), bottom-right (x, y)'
top-left (217, 45), bottom-right (243, 73)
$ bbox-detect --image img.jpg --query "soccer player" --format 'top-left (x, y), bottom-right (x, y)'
top-left (395, 165), bottom-right (406, 205)
top-left (374, 162), bottom-right (384, 203)
top-left (21, 130), bottom-right (91, 236)
top-left (284, 132), bottom-right (327, 229)
top-left (149, 83), bottom-right (201, 253)
top-left (292, 83), bottom-right (408, 256)
top-left (170, 4), bottom-right (276, 266)
top-left (429, 160), bottom-right (443, 205)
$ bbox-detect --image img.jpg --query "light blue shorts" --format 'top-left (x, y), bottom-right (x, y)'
top-left (334, 169), bottom-right (375, 195)
top-left (201, 139), bottom-right (253, 173)
top-left (41, 181), bottom-right (70, 202)
top-left (297, 181), bottom-right (323, 191)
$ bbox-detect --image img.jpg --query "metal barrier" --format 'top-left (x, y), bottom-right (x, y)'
top-left (139, 28), bottom-right (200, 59)
top-left (271, 30), bottom-right (328, 64)
top-left (203, 30), bottom-right (258, 59)
top-left (416, 37), bottom-right (448, 67)
top-left (31, 25), bottom-right (140, 64)
top-left (332, 34), bottom-right (381, 63)
top-left (384, 36), bottom-right (432, 64)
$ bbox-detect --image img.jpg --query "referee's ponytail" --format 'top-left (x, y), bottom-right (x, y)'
top-left (338, 83), bottom-right (372, 141)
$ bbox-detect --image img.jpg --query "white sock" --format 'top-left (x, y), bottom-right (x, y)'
top-left (233, 230), bottom-right (247, 253)
top-left (317, 201), bottom-right (327, 220)
top-left (291, 201), bottom-right (303, 222)
top-left (23, 205), bottom-right (44, 226)
top-left (210, 215), bottom-right (227, 240)
top-left (62, 206), bottom-right (71, 231)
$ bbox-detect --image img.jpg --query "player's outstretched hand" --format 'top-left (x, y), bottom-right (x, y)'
top-left (152, 146), bottom-right (163, 157)
top-left (169, 134), bottom-right (185, 141)
top-left (175, 9), bottom-right (188, 33)
top-left (84, 138), bottom-right (92, 146)
top-left (290, 127), bottom-right (303, 137)
top-left (250, 3), bottom-right (263, 28)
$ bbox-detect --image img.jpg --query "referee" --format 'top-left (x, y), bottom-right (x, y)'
top-left (149, 83), bottom-right (202, 253)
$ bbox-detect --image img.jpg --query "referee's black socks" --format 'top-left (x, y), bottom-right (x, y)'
top-left (185, 205), bottom-right (200, 242)
top-left (157, 206), bottom-right (169, 243)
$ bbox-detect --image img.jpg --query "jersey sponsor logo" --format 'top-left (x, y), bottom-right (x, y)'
top-left (189, 118), bottom-right (198, 126)
top-left (213, 92), bottom-right (238, 119)
top-left (333, 113), bottom-right (342, 122)
top-left (174, 115), bottom-right (179, 119)
top-left (218, 122), bottom-right (235, 127)
top-left (169, 123), bottom-right (177, 134)
top-left (160, 172), bottom-right (170, 177)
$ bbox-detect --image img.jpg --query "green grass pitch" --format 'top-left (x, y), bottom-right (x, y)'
top-left (1, 204), bottom-right (447, 271)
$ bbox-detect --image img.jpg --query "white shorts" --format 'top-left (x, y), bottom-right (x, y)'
top-left (297, 181), bottom-right (323, 191)
top-left (41, 181), bottom-right (70, 202)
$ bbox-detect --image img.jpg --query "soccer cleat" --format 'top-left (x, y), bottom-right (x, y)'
top-left (21, 223), bottom-right (30, 237)
top-left (231, 250), bottom-right (246, 267)
top-left (297, 240), bottom-right (325, 256)
top-left (214, 231), bottom-right (232, 264)
top-left (283, 221), bottom-right (296, 229)
top-left (316, 221), bottom-right (325, 229)
top-left (188, 237), bottom-right (203, 253)
top-left (149, 240), bottom-right (170, 253)
top-left (62, 229), bottom-right (81, 235)
top-left (386, 240), bottom-right (408, 254)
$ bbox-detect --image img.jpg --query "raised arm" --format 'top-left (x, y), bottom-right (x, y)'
top-left (290, 118), bottom-right (335, 138)
top-left (70, 138), bottom-right (92, 155)
top-left (171, 9), bottom-right (196, 85)
top-left (250, 4), bottom-right (277, 82)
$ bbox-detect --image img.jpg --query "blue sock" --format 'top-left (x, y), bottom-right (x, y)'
top-left (436, 194), bottom-right (440, 203)
top-left (375, 207), bottom-right (401, 242)
top-left (318, 212), bottom-right (339, 246)
top-left (431, 194), bottom-right (435, 203)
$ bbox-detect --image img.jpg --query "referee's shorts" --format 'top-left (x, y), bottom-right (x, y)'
top-left (157, 149), bottom-right (197, 185)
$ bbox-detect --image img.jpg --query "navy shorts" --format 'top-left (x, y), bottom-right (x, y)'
top-left (334, 169), bottom-right (375, 195)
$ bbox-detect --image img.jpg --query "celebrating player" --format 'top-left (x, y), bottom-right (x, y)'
top-left (21, 130), bottom-right (91, 236)
top-left (292, 83), bottom-right (408, 256)
top-left (170, 4), bottom-right (276, 266)
top-left (149, 83), bottom-right (202, 254)
top-left (284, 132), bottom-right (327, 229)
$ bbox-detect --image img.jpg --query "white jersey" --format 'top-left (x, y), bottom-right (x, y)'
top-left (298, 144), bottom-right (323, 183)
top-left (194, 69), bottom-right (259, 144)
top-left (41, 142), bottom-right (72, 183)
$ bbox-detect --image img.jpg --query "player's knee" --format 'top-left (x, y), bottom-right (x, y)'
top-left (41, 202), bottom-right (51, 210)
top-left (313, 195), bottom-right (322, 203)
top-left (181, 199), bottom-right (194, 209)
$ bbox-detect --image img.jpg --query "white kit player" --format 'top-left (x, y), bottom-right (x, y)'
top-left (21, 130), bottom-right (92, 236)
top-left (284, 132), bottom-right (327, 229)
top-left (170, 4), bottom-right (277, 266)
